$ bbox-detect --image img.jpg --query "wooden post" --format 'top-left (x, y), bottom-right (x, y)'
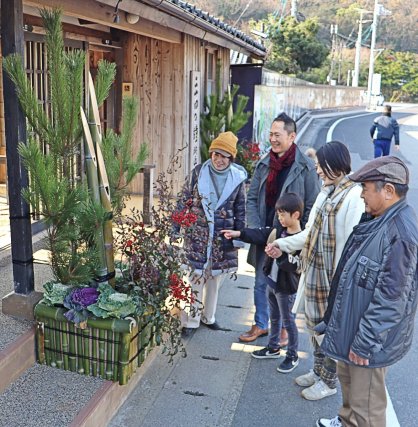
top-left (140, 165), bottom-right (155, 224)
top-left (1, 0), bottom-right (41, 319)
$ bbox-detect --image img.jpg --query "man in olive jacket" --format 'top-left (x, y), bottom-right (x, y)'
top-left (317, 156), bottom-right (418, 427)
top-left (240, 113), bottom-right (320, 342)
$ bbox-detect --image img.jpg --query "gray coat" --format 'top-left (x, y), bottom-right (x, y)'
top-left (246, 145), bottom-right (320, 266)
top-left (321, 199), bottom-right (418, 368)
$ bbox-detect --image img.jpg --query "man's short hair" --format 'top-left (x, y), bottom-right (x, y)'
top-left (275, 192), bottom-right (304, 217)
top-left (273, 112), bottom-right (297, 134)
top-left (374, 180), bottom-right (409, 197)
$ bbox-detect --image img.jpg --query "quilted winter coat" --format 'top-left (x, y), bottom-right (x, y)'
top-left (181, 160), bottom-right (247, 274)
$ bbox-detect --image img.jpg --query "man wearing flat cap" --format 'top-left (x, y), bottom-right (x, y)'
top-left (316, 156), bottom-right (418, 427)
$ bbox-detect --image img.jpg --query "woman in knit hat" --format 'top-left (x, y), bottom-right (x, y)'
top-left (179, 131), bottom-right (247, 335)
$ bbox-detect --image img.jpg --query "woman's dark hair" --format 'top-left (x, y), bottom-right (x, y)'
top-left (273, 112), bottom-right (297, 134)
top-left (275, 192), bottom-right (304, 218)
top-left (316, 141), bottom-right (351, 179)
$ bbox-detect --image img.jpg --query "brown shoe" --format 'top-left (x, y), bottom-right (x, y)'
top-left (239, 325), bottom-right (268, 342)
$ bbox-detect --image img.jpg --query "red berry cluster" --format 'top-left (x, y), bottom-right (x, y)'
top-left (169, 273), bottom-right (195, 304)
top-left (171, 208), bottom-right (198, 228)
top-left (243, 142), bottom-right (260, 161)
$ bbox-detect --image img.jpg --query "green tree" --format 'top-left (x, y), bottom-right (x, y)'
top-left (375, 50), bottom-right (418, 102)
top-left (200, 60), bottom-right (251, 161)
top-left (265, 15), bottom-right (329, 74)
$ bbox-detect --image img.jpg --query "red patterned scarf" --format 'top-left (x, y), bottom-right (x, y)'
top-left (266, 143), bottom-right (296, 207)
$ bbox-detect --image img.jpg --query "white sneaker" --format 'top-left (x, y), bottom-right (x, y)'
top-left (295, 369), bottom-right (320, 387)
top-left (301, 379), bottom-right (337, 401)
top-left (316, 416), bottom-right (342, 427)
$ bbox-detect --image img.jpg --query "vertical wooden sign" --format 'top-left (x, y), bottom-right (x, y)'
top-left (189, 71), bottom-right (201, 171)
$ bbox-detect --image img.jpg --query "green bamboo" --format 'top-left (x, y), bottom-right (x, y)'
top-left (119, 332), bottom-right (131, 385)
top-left (91, 326), bottom-right (98, 377)
top-left (112, 332), bottom-right (120, 382)
top-left (53, 319), bottom-right (62, 368)
top-left (99, 328), bottom-right (106, 378)
top-left (76, 326), bottom-right (84, 374)
top-left (61, 321), bottom-right (69, 370)
top-left (68, 322), bottom-right (77, 372)
top-left (82, 327), bottom-right (90, 376)
top-left (34, 304), bottom-right (133, 333)
top-left (81, 107), bottom-right (109, 284)
top-left (44, 319), bottom-right (52, 366)
top-left (88, 73), bottom-right (115, 287)
top-left (105, 329), bottom-right (114, 380)
top-left (36, 322), bottom-right (45, 364)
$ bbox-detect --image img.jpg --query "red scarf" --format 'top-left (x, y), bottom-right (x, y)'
top-left (266, 143), bottom-right (296, 207)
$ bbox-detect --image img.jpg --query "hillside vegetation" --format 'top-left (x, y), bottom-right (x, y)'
top-left (192, 0), bottom-right (418, 53)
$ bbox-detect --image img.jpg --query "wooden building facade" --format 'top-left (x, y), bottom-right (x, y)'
top-left (0, 0), bottom-right (266, 195)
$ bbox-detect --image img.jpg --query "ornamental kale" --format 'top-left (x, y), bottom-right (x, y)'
top-left (42, 282), bottom-right (74, 306)
top-left (87, 283), bottom-right (136, 319)
top-left (63, 287), bottom-right (99, 324)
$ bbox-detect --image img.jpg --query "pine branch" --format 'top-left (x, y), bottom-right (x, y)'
top-left (95, 60), bottom-right (117, 107)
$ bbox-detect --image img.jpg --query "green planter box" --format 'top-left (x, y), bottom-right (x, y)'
top-left (34, 303), bottom-right (155, 385)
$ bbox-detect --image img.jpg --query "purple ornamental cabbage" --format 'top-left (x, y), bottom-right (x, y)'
top-left (63, 287), bottom-right (100, 324)
top-left (71, 287), bottom-right (99, 307)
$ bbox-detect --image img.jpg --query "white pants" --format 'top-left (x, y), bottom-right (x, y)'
top-left (181, 272), bottom-right (226, 328)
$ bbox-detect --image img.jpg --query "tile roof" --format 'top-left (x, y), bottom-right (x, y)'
top-left (166, 0), bottom-right (266, 53)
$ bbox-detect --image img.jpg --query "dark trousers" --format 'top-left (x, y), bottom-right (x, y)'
top-left (373, 139), bottom-right (391, 158)
top-left (266, 286), bottom-right (298, 356)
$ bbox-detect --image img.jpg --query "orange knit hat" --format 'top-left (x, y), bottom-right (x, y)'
top-left (209, 131), bottom-right (238, 158)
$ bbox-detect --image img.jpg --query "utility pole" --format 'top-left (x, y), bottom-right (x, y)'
top-left (329, 24), bottom-right (338, 85)
top-left (366, 0), bottom-right (379, 107)
top-left (353, 9), bottom-right (367, 87)
top-left (291, 0), bottom-right (297, 17)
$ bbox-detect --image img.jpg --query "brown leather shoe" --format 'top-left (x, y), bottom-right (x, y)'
top-left (239, 325), bottom-right (268, 342)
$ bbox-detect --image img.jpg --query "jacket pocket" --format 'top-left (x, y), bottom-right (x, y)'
top-left (355, 256), bottom-right (381, 290)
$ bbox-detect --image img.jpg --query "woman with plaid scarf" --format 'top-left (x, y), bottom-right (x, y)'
top-left (266, 141), bottom-right (365, 401)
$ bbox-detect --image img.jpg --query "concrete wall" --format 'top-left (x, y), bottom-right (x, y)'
top-left (253, 84), bottom-right (364, 148)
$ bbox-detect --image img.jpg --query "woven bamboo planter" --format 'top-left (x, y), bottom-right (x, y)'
top-left (34, 303), bottom-right (155, 385)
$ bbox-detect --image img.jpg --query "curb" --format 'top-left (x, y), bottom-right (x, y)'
top-left (0, 328), bottom-right (36, 393)
top-left (70, 346), bottom-right (160, 427)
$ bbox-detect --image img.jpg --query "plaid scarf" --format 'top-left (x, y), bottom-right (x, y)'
top-left (300, 177), bottom-right (357, 330)
top-left (266, 143), bottom-right (296, 207)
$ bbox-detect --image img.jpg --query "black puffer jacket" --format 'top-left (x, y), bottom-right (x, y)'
top-left (181, 162), bottom-right (247, 273)
top-left (240, 226), bottom-right (301, 294)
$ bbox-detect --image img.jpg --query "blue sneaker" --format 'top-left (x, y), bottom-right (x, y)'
top-left (251, 346), bottom-right (282, 359)
top-left (277, 354), bottom-right (299, 373)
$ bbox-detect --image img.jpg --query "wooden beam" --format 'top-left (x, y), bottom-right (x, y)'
top-left (1, 0), bottom-right (35, 296)
top-left (24, 14), bottom-right (113, 40)
top-left (23, 0), bottom-right (181, 44)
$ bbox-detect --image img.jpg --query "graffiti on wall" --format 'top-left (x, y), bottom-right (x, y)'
top-left (253, 84), bottom-right (363, 150)
top-left (253, 85), bottom-right (306, 150)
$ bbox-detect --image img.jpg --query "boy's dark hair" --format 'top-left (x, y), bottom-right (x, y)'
top-left (275, 192), bottom-right (304, 218)
top-left (273, 112), bottom-right (297, 134)
top-left (316, 140), bottom-right (351, 179)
